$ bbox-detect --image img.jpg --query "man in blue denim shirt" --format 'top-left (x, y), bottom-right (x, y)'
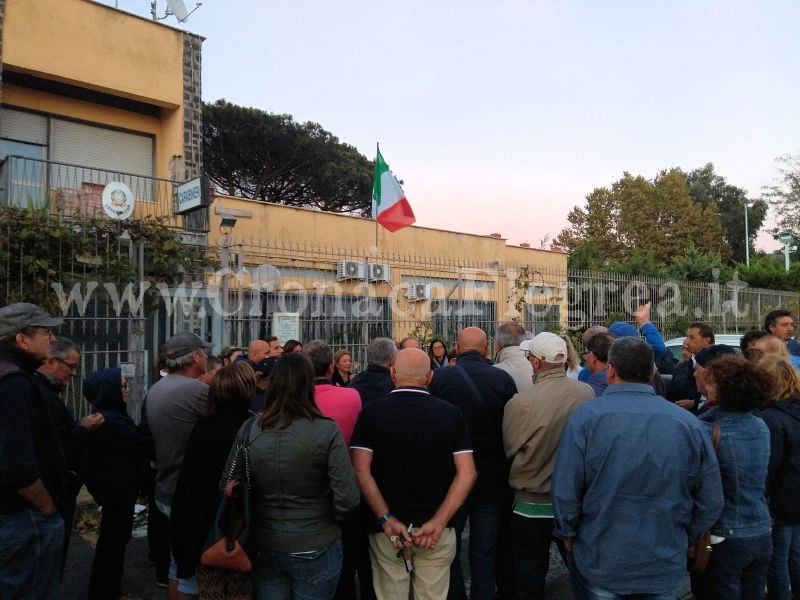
top-left (552, 337), bottom-right (724, 599)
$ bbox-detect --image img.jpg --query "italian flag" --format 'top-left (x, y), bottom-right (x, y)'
top-left (372, 146), bottom-right (415, 232)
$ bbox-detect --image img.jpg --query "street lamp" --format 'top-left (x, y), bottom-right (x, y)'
top-left (744, 202), bottom-right (755, 267)
top-left (778, 231), bottom-right (794, 272)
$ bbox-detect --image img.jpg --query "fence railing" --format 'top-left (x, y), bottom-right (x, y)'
top-left (4, 207), bottom-right (800, 419)
top-left (0, 155), bottom-right (208, 231)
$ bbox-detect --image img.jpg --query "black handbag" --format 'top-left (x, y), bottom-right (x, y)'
top-left (200, 417), bottom-right (257, 573)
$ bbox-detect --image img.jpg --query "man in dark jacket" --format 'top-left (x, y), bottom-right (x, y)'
top-left (0, 302), bottom-right (66, 599)
top-left (344, 336), bottom-right (398, 600)
top-left (349, 337), bottom-right (397, 406)
top-left (34, 337), bottom-right (103, 571)
top-left (84, 367), bottom-right (153, 600)
top-left (428, 327), bottom-right (518, 600)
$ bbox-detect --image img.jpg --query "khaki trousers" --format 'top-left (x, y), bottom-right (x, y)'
top-left (369, 528), bottom-right (456, 600)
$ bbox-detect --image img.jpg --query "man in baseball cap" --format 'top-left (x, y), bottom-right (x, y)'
top-left (145, 330), bottom-right (211, 595)
top-left (503, 332), bottom-right (594, 598)
top-left (161, 331), bottom-right (213, 360)
top-left (0, 302), bottom-right (66, 597)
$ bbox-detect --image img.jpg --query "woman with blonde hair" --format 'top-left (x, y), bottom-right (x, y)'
top-left (224, 352), bottom-right (359, 599)
top-left (758, 353), bottom-right (800, 600)
top-left (331, 348), bottom-right (353, 386)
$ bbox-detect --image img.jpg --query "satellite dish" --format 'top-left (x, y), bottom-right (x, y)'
top-left (250, 264), bottom-right (282, 291)
top-left (166, 0), bottom-right (190, 21)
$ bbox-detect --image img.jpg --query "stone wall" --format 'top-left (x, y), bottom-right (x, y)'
top-left (182, 32), bottom-right (203, 179)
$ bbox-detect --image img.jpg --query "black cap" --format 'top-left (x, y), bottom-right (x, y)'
top-left (695, 344), bottom-right (737, 367)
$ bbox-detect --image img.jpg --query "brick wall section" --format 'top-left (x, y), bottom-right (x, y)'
top-left (182, 31), bottom-right (203, 179)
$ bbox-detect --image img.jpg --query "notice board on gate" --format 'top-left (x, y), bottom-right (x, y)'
top-left (272, 313), bottom-right (300, 344)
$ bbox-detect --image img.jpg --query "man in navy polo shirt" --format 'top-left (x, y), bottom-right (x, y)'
top-left (351, 348), bottom-right (476, 600)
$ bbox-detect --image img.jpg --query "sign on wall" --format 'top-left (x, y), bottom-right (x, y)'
top-left (175, 176), bottom-right (210, 214)
top-left (102, 182), bottom-right (135, 220)
top-left (272, 313), bottom-right (300, 344)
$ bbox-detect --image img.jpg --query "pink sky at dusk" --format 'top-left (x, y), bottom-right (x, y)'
top-left (106, 0), bottom-right (797, 256)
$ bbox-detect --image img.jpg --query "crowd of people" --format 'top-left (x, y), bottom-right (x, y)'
top-left (1, 299), bottom-right (799, 600)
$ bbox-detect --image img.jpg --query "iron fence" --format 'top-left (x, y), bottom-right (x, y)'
top-left (0, 155), bottom-right (208, 231)
top-left (3, 206), bottom-right (800, 419)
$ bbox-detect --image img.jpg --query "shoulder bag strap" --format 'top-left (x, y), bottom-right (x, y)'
top-left (454, 363), bottom-right (483, 404)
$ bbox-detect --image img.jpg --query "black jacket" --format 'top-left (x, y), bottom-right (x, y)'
top-left (667, 360), bottom-right (700, 408)
top-left (34, 371), bottom-right (89, 492)
top-left (428, 351), bottom-right (518, 499)
top-left (348, 364), bottom-right (394, 406)
top-left (84, 368), bottom-right (152, 505)
top-left (170, 407), bottom-right (251, 579)
top-left (0, 343), bottom-right (67, 514)
top-left (761, 398), bottom-right (800, 524)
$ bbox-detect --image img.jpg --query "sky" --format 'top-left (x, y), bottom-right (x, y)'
top-left (107, 0), bottom-right (799, 252)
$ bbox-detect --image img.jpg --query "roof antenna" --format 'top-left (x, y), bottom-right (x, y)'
top-left (152, 0), bottom-right (202, 23)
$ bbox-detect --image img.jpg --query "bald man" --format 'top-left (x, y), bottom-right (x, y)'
top-left (351, 349), bottom-right (476, 599)
top-left (246, 339), bottom-right (269, 363)
top-left (428, 327), bottom-right (518, 600)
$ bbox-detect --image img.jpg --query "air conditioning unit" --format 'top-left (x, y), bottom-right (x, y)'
top-left (368, 263), bottom-right (391, 282)
top-left (336, 260), bottom-right (365, 281)
top-left (406, 283), bottom-right (430, 301)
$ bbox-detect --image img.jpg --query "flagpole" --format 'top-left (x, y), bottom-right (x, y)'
top-left (374, 142), bottom-right (379, 247)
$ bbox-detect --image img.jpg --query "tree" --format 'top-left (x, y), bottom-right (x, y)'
top-left (686, 163), bottom-right (767, 264)
top-left (555, 169), bottom-right (730, 269)
top-left (202, 99), bottom-right (374, 215)
top-left (764, 152), bottom-right (800, 240)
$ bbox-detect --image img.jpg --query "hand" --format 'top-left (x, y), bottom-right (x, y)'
top-left (382, 517), bottom-right (412, 550)
top-left (676, 399), bottom-right (695, 411)
top-left (80, 412), bottom-right (104, 431)
top-left (411, 518), bottom-right (445, 550)
top-left (634, 301), bottom-right (651, 327)
top-left (562, 537), bottom-right (574, 552)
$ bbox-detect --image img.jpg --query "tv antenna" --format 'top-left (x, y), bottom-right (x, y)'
top-left (151, 0), bottom-right (202, 23)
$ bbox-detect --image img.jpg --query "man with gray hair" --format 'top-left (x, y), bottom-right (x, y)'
top-left (0, 302), bottom-right (65, 598)
top-left (349, 337), bottom-right (398, 406)
top-left (145, 331), bottom-right (211, 597)
top-left (344, 337), bottom-right (398, 600)
top-left (34, 337), bottom-right (103, 571)
top-left (552, 337), bottom-right (724, 598)
top-left (493, 322), bottom-right (533, 392)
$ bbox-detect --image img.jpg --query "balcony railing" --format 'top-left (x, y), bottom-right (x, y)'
top-left (0, 155), bottom-right (208, 231)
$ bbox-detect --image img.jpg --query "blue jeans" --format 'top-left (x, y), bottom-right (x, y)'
top-left (0, 509), bottom-right (64, 600)
top-left (254, 540), bottom-right (343, 600)
top-left (569, 553), bottom-right (677, 600)
top-left (767, 524), bottom-right (800, 600)
top-left (705, 534), bottom-right (772, 599)
top-left (467, 496), bottom-right (504, 600)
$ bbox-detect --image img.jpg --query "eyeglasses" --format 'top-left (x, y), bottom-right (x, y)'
top-left (53, 356), bottom-right (79, 372)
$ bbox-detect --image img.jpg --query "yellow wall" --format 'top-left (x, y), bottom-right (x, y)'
top-left (211, 196), bottom-right (567, 270)
top-left (3, 0), bottom-right (185, 108)
top-left (2, 0), bottom-right (190, 179)
top-left (210, 196), bottom-right (569, 331)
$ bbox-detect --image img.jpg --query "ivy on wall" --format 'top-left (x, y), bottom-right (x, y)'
top-left (0, 206), bottom-right (213, 314)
